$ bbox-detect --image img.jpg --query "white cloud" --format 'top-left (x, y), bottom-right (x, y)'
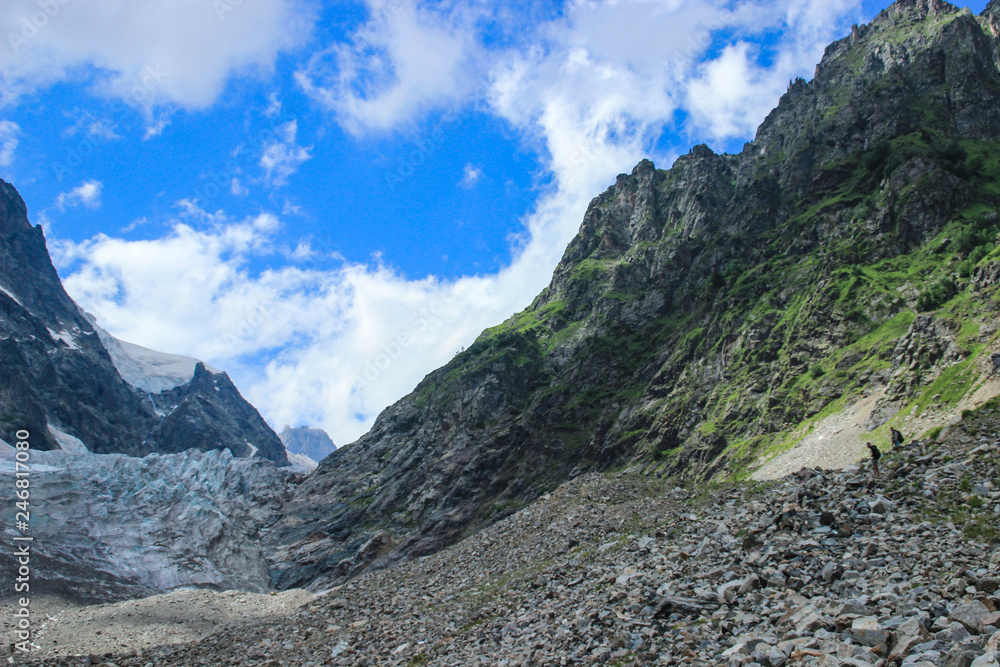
top-left (143, 116), bottom-right (171, 140)
top-left (459, 163), bottom-right (482, 188)
top-left (686, 42), bottom-right (780, 140)
top-left (684, 0), bottom-right (865, 140)
top-left (260, 120), bottom-right (312, 187)
top-left (231, 178), bottom-right (249, 197)
top-left (0, 0), bottom-right (316, 110)
top-left (55, 179), bottom-right (103, 210)
top-left (265, 92), bottom-right (283, 119)
top-left (53, 207), bottom-right (547, 443)
top-left (0, 119), bottom-right (19, 167)
top-left (62, 112), bottom-right (123, 141)
top-left (295, 0), bottom-right (485, 134)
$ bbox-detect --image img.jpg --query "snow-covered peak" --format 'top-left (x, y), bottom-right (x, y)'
top-left (91, 322), bottom-right (221, 394)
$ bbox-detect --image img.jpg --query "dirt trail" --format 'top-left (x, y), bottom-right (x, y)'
top-left (752, 377), bottom-right (1000, 480)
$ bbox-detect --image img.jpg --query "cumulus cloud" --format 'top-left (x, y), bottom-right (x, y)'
top-left (55, 179), bottom-right (103, 210)
top-left (0, 119), bottom-right (19, 167)
top-left (260, 120), bottom-right (312, 187)
top-left (53, 206), bottom-right (549, 443)
top-left (295, 0), bottom-right (485, 134)
top-left (0, 0), bottom-right (316, 110)
top-left (684, 0), bottom-right (865, 140)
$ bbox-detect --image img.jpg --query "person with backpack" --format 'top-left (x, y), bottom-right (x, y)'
top-left (865, 442), bottom-right (882, 479)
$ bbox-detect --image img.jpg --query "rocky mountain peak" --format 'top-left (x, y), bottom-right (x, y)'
top-left (279, 424), bottom-right (336, 462)
top-left (0, 178), bottom-right (30, 235)
top-left (0, 180), bottom-right (288, 465)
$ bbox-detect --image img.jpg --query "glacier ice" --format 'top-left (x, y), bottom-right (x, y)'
top-left (0, 444), bottom-right (297, 600)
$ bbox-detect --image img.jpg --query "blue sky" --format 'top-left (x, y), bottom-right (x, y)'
top-left (0, 0), bottom-right (990, 445)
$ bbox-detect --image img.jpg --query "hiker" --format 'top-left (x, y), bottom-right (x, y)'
top-left (890, 427), bottom-right (904, 447)
top-left (866, 442), bottom-right (882, 479)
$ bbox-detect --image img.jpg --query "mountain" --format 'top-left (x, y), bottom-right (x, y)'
top-left (265, 0), bottom-right (1000, 590)
top-left (279, 424), bottom-right (335, 463)
top-left (0, 179), bottom-right (287, 465)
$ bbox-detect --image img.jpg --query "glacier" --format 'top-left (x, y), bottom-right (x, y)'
top-left (0, 444), bottom-right (299, 602)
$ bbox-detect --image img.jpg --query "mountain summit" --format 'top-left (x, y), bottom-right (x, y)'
top-left (0, 179), bottom-right (288, 464)
top-left (266, 0), bottom-right (1000, 590)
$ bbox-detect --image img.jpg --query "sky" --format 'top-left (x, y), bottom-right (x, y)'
top-left (0, 0), bottom-right (991, 446)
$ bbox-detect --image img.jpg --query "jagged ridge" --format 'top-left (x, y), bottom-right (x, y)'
top-left (0, 180), bottom-right (287, 464)
top-left (265, 0), bottom-right (1000, 589)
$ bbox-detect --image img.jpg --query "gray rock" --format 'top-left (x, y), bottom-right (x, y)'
top-left (849, 616), bottom-right (891, 648)
top-left (839, 599), bottom-right (871, 616)
top-left (970, 652), bottom-right (999, 667)
top-left (871, 496), bottom-right (896, 515)
top-left (951, 601), bottom-right (992, 634)
top-left (937, 621), bottom-right (973, 642)
top-left (892, 617), bottom-right (933, 661)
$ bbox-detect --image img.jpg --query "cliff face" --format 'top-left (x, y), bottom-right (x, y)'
top-left (266, 0), bottom-right (1000, 590)
top-left (0, 180), bottom-right (287, 465)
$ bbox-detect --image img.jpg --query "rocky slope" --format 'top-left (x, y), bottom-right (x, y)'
top-left (0, 178), bottom-right (287, 464)
top-left (21, 405), bottom-right (999, 666)
top-left (265, 0), bottom-right (1000, 590)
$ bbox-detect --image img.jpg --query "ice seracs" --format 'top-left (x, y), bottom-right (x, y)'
top-left (0, 446), bottom-right (296, 598)
top-left (285, 449), bottom-right (318, 472)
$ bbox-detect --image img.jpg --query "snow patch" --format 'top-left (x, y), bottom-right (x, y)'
top-left (245, 440), bottom-right (259, 458)
top-left (48, 423), bottom-right (90, 454)
top-left (47, 327), bottom-right (81, 350)
top-left (286, 450), bottom-right (318, 472)
top-left (92, 324), bottom-right (221, 393)
top-left (0, 283), bottom-right (23, 307)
